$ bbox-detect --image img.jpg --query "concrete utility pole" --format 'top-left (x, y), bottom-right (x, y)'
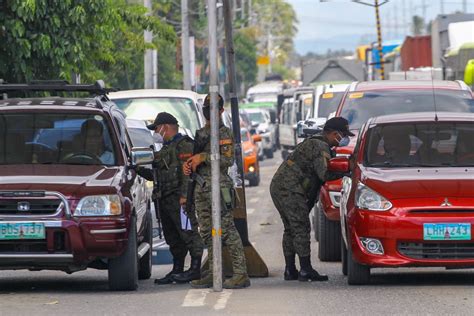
top-left (144, 0), bottom-right (156, 89)
top-left (207, 0), bottom-right (222, 292)
top-left (181, 0), bottom-right (191, 90)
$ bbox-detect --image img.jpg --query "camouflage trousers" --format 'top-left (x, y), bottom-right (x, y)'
top-left (270, 177), bottom-right (312, 258)
top-left (159, 192), bottom-right (204, 259)
top-left (194, 186), bottom-right (247, 276)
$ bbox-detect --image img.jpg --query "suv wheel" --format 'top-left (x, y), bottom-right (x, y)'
top-left (138, 208), bottom-right (153, 280)
top-left (318, 208), bottom-right (341, 261)
top-left (108, 216), bottom-right (138, 291)
top-left (347, 240), bottom-right (370, 285)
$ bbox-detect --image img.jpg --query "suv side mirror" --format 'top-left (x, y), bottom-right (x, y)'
top-left (252, 134), bottom-right (262, 142)
top-left (328, 157), bottom-right (350, 173)
top-left (131, 147), bottom-right (154, 166)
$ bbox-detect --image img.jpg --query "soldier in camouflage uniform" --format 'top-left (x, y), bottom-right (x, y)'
top-left (270, 117), bottom-right (354, 282)
top-left (183, 94), bottom-right (250, 289)
top-left (139, 112), bottom-right (204, 284)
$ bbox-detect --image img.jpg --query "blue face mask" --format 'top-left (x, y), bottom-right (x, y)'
top-left (337, 135), bottom-right (350, 147)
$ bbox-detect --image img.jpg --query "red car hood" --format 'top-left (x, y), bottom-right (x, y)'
top-left (361, 167), bottom-right (474, 199)
top-left (0, 165), bottom-right (123, 198)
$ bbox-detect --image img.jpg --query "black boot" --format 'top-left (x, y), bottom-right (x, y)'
top-left (155, 257), bottom-right (185, 284)
top-left (284, 255), bottom-right (299, 281)
top-left (298, 256), bottom-right (328, 282)
top-left (173, 257), bottom-right (202, 283)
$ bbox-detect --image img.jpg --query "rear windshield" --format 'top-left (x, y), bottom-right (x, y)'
top-left (318, 92), bottom-right (345, 118)
top-left (0, 113), bottom-right (117, 165)
top-left (248, 112), bottom-right (265, 124)
top-left (113, 97), bottom-right (199, 136)
top-left (340, 90), bottom-right (474, 130)
top-left (364, 121), bottom-right (474, 167)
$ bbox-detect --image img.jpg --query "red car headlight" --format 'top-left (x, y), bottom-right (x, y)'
top-left (355, 183), bottom-right (392, 211)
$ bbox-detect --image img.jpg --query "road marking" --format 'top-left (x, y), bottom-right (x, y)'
top-left (213, 290), bottom-right (233, 310)
top-left (249, 197), bottom-right (259, 203)
top-left (182, 289), bottom-right (211, 307)
top-left (247, 208), bottom-right (255, 214)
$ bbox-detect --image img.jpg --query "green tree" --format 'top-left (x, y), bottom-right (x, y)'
top-left (234, 31), bottom-right (258, 92)
top-left (0, 0), bottom-right (174, 86)
top-left (412, 15), bottom-right (425, 36)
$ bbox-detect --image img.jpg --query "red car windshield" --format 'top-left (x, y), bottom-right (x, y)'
top-left (340, 89), bottom-right (474, 130)
top-left (364, 121), bottom-right (474, 167)
top-left (0, 113), bottom-right (117, 166)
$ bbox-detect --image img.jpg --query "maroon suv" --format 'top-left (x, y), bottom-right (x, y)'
top-left (0, 81), bottom-right (154, 291)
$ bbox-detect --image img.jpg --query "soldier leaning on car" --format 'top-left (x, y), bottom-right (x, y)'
top-left (270, 117), bottom-right (354, 282)
top-left (183, 94), bottom-right (250, 289)
top-left (138, 112), bottom-right (204, 285)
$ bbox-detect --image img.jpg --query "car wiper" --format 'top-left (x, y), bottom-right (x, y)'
top-left (369, 162), bottom-right (414, 167)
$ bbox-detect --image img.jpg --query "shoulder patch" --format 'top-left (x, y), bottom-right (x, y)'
top-left (219, 139), bottom-right (233, 145)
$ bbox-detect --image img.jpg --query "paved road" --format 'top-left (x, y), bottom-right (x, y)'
top-left (0, 153), bottom-right (473, 315)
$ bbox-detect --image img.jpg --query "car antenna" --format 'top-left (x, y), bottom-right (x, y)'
top-left (430, 68), bottom-right (439, 122)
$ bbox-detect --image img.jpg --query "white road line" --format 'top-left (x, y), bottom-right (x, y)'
top-left (249, 197), bottom-right (259, 203)
top-left (213, 290), bottom-right (233, 310)
top-left (247, 208), bottom-right (255, 214)
top-left (182, 289), bottom-right (211, 307)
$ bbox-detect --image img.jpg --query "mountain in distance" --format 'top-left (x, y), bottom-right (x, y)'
top-left (295, 33), bottom-right (377, 55)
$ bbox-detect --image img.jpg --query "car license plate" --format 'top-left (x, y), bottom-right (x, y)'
top-left (423, 223), bottom-right (471, 241)
top-left (0, 222), bottom-right (45, 240)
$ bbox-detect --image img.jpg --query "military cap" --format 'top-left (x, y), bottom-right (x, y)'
top-left (323, 117), bottom-right (355, 136)
top-left (147, 112), bottom-right (178, 130)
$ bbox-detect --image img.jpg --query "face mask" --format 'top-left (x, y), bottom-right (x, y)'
top-left (337, 136), bottom-right (350, 147)
top-left (152, 132), bottom-right (163, 144)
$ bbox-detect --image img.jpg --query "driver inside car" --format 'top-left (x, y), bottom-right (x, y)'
top-left (68, 119), bottom-right (114, 165)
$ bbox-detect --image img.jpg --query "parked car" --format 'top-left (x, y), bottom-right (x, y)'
top-left (241, 128), bottom-right (261, 186)
top-left (109, 89), bottom-right (205, 138)
top-left (337, 111), bottom-right (474, 284)
top-left (245, 108), bottom-right (276, 159)
top-left (316, 80), bottom-right (474, 262)
top-left (0, 81), bottom-right (154, 291)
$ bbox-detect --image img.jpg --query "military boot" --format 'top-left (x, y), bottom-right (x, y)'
top-left (173, 256), bottom-right (202, 283)
top-left (223, 274), bottom-right (251, 289)
top-left (298, 256), bottom-right (328, 282)
top-left (190, 273), bottom-right (213, 289)
top-left (284, 255), bottom-right (299, 281)
top-left (155, 257), bottom-right (185, 285)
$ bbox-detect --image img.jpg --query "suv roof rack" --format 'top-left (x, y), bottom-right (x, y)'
top-left (0, 80), bottom-right (115, 95)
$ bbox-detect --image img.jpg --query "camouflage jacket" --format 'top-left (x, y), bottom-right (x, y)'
top-left (194, 123), bottom-right (234, 190)
top-left (139, 134), bottom-right (193, 198)
top-left (273, 135), bottom-right (341, 196)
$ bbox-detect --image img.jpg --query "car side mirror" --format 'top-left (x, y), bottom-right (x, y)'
top-left (297, 117), bottom-right (327, 138)
top-left (131, 147), bottom-right (154, 166)
top-left (328, 157), bottom-right (350, 173)
top-left (252, 134), bottom-right (262, 142)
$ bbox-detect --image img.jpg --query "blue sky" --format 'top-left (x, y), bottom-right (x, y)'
top-left (287, 0), bottom-right (474, 54)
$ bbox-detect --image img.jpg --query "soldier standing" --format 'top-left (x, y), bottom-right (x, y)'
top-left (139, 112), bottom-right (204, 284)
top-left (183, 94), bottom-right (250, 289)
top-left (270, 117), bottom-right (354, 282)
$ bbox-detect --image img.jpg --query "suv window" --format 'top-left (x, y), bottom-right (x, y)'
top-left (340, 90), bottom-right (474, 130)
top-left (0, 113), bottom-right (117, 165)
top-left (364, 122), bottom-right (474, 167)
top-left (114, 97), bottom-right (199, 136)
top-left (318, 92), bottom-right (344, 118)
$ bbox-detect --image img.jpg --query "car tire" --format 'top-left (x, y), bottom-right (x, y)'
top-left (265, 149), bottom-right (274, 159)
top-left (313, 204), bottom-right (320, 242)
top-left (138, 209), bottom-right (153, 280)
top-left (341, 238), bottom-right (348, 276)
top-left (347, 240), bottom-right (370, 285)
top-left (318, 207), bottom-right (341, 261)
top-left (248, 173), bottom-right (260, 187)
top-left (108, 216), bottom-right (138, 291)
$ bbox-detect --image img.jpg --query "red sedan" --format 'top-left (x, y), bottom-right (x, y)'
top-left (315, 80), bottom-right (474, 262)
top-left (336, 112), bottom-right (474, 285)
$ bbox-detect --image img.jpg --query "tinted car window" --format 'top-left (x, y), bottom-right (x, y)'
top-left (364, 122), bottom-right (474, 167)
top-left (318, 92), bottom-right (344, 118)
top-left (0, 113), bottom-right (116, 165)
top-left (114, 97), bottom-right (200, 136)
top-left (340, 90), bottom-right (474, 130)
top-left (128, 127), bottom-right (154, 148)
